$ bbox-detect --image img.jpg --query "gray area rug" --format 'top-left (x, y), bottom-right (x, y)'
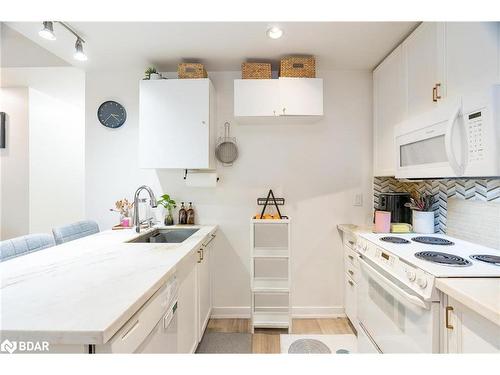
top-left (196, 332), bottom-right (252, 354)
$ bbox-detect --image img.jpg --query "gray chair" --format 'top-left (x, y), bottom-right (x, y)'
top-left (0, 233), bottom-right (56, 262)
top-left (52, 220), bottom-right (100, 245)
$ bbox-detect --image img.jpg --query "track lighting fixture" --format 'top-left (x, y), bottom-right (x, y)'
top-left (38, 21), bottom-right (88, 62)
top-left (39, 21), bottom-right (56, 40)
top-left (73, 38), bottom-right (87, 61)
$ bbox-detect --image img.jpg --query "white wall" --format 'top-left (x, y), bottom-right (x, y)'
top-left (1, 67), bottom-right (85, 236)
top-left (0, 88), bottom-right (30, 239)
top-left (85, 69), bottom-right (373, 316)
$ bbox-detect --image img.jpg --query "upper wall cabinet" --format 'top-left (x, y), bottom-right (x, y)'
top-left (373, 22), bottom-right (500, 176)
top-left (373, 45), bottom-right (407, 177)
top-left (139, 79), bottom-right (215, 169)
top-left (234, 78), bottom-right (323, 119)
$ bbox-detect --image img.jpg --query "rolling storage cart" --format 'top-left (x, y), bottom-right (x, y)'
top-left (250, 218), bottom-right (291, 333)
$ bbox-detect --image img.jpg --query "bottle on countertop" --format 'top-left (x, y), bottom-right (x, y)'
top-left (178, 202), bottom-right (187, 225)
top-left (186, 202), bottom-right (195, 225)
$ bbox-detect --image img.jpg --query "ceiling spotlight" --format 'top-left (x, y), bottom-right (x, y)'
top-left (73, 38), bottom-right (87, 61)
top-left (39, 21), bottom-right (56, 41)
top-left (266, 27), bottom-right (283, 39)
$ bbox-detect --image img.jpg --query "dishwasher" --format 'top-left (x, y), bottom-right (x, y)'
top-left (97, 275), bottom-right (178, 353)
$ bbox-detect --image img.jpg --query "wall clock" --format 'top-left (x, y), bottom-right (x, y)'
top-left (97, 101), bottom-right (127, 129)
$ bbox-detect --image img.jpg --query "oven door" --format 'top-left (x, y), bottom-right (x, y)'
top-left (357, 257), bottom-right (439, 353)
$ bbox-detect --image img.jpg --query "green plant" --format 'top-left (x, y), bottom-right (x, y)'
top-left (157, 194), bottom-right (176, 212)
top-left (144, 66), bottom-right (157, 79)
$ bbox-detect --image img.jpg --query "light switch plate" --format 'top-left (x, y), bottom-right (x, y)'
top-left (354, 193), bottom-right (363, 207)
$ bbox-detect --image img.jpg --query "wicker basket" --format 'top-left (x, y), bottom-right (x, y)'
top-left (241, 62), bottom-right (272, 79)
top-left (280, 56), bottom-right (315, 78)
top-left (178, 63), bottom-right (208, 79)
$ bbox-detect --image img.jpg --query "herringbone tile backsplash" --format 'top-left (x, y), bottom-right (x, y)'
top-left (373, 177), bottom-right (500, 233)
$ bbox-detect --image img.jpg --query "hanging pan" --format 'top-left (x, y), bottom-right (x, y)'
top-left (215, 121), bottom-right (238, 166)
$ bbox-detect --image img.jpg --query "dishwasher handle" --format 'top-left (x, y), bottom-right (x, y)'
top-left (163, 301), bottom-right (178, 329)
top-left (359, 257), bottom-right (430, 310)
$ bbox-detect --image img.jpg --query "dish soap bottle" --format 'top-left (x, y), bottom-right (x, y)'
top-left (178, 202), bottom-right (187, 225)
top-left (186, 202), bottom-right (195, 225)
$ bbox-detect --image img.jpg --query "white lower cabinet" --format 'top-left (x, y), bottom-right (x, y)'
top-left (197, 234), bottom-right (215, 341)
top-left (177, 249), bottom-right (199, 353)
top-left (442, 295), bottom-right (500, 353)
top-left (342, 234), bottom-right (359, 333)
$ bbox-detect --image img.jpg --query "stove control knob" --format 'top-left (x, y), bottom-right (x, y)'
top-left (406, 270), bottom-right (416, 282)
top-left (362, 243), bottom-right (368, 252)
top-left (417, 277), bottom-right (427, 289)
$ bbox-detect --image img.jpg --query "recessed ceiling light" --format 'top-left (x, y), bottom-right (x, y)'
top-left (73, 38), bottom-right (87, 61)
top-left (39, 21), bottom-right (56, 41)
top-left (267, 27), bottom-right (283, 40)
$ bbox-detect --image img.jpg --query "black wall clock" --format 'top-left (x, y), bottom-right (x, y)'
top-left (97, 101), bottom-right (127, 129)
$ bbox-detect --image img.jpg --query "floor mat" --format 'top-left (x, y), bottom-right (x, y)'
top-left (196, 332), bottom-right (252, 354)
top-left (280, 334), bottom-right (357, 354)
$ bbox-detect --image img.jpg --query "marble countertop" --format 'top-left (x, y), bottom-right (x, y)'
top-left (436, 278), bottom-right (500, 327)
top-left (0, 224), bottom-right (217, 345)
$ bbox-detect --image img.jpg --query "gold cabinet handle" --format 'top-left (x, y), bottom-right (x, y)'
top-left (348, 255), bottom-right (354, 261)
top-left (348, 241), bottom-right (355, 246)
top-left (445, 306), bottom-right (454, 330)
top-left (197, 250), bottom-right (202, 263)
top-left (348, 270), bottom-right (354, 276)
top-left (435, 83), bottom-right (442, 100)
top-left (348, 280), bottom-right (354, 287)
top-left (200, 248), bottom-right (204, 261)
top-left (432, 85), bottom-right (437, 102)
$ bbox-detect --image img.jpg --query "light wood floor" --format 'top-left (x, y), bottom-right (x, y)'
top-left (206, 318), bottom-right (354, 354)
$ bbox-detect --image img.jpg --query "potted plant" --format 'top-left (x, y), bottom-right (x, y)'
top-left (157, 194), bottom-right (177, 226)
top-left (144, 66), bottom-right (161, 80)
top-left (405, 193), bottom-right (435, 233)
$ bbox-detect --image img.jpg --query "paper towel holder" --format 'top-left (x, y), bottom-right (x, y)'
top-left (183, 169), bottom-right (220, 182)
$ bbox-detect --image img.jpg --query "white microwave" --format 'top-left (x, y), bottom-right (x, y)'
top-left (395, 85), bottom-right (500, 179)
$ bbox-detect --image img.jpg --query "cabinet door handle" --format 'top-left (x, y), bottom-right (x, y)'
top-left (273, 110), bottom-right (276, 116)
top-left (200, 248), bottom-right (204, 261)
top-left (282, 107), bottom-right (286, 115)
top-left (197, 250), bottom-right (202, 263)
top-left (348, 255), bottom-right (354, 261)
top-left (435, 83), bottom-right (442, 100)
top-left (348, 280), bottom-right (354, 287)
top-left (348, 241), bottom-right (355, 246)
top-left (348, 270), bottom-right (354, 276)
top-left (445, 306), bottom-right (454, 330)
top-left (432, 85), bottom-right (438, 102)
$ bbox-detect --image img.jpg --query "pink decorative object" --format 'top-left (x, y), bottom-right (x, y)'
top-left (121, 217), bottom-right (131, 228)
top-left (374, 211), bottom-right (391, 233)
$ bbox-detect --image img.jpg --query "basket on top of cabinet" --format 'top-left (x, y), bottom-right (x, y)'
top-left (241, 62), bottom-right (272, 79)
top-left (280, 56), bottom-right (315, 78)
top-left (178, 63), bottom-right (208, 79)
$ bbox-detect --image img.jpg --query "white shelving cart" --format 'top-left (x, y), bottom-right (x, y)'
top-left (250, 218), bottom-right (291, 333)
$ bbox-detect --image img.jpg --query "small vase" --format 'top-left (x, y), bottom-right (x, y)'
top-left (149, 73), bottom-right (161, 80)
top-left (164, 210), bottom-right (174, 226)
top-left (412, 211), bottom-right (435, 233)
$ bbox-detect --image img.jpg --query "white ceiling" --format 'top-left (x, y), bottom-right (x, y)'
top-left (6, 22), bottom-right (419, 71)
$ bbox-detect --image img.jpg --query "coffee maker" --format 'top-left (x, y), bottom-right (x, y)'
top-left (378, 192), bottom-right (412, 224)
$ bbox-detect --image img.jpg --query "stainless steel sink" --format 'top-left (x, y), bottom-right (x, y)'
top-left (130, 228), bottom-right (199, 244)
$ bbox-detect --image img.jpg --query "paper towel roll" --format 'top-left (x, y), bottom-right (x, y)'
top-left (185, 171), bottom-right (218, 187)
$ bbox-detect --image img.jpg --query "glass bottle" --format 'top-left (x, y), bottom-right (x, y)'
top-left (186, 202), bottom-right (195, 225)
top-left (178, 202), bottom-right (187, 225)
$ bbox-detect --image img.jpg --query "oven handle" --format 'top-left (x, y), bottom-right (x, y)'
top-left (445, 102), bottom-right (466, 176)
top-left (359, 257), bottom-right (430, 310)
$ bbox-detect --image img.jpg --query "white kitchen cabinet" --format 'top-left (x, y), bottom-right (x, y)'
top-left (139, 78), bottom-right (216, 169)
top-left (234, 79), bottom-right (280, 117)
top-left (177, 249), bottom-right (199, 353)
top-left (442, 295), bottom-right (500, 353)
top-left (403, 22), bottom-right (445, 118)
top-left (234, 78), bottom-right (323, 119)
top-left (444, 22), bottom-right (500, 99)
top-left (197, 233), bottom-right (215, 341)
top-left (373, 45), bottom-right (407, 176)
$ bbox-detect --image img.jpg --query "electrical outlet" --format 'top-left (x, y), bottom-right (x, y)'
top-left (354, 193), bottom-right (363, 207)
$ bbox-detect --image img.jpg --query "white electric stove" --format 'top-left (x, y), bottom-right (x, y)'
top-left (354, 232), bottom-right (500, 353)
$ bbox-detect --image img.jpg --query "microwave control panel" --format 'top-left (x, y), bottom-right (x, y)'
top-left (466, 110), bottom-right (485, 162)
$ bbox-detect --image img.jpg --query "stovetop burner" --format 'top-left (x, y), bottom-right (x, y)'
top-left (470, 254), bottom-right (500, 266)
top-left (380, 236), bottom-right (410, 244)
top-left (415, 251), bottom-right (471, 266)
top-left (412, 236), bottom-right (455, 246)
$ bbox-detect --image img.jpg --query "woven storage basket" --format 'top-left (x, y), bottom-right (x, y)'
top-left (178, 63), bottom-right (208, 79)
top-left (280, 56), bottom-right (315, 78)
top-left (241, 62), bottom-right (272, 79)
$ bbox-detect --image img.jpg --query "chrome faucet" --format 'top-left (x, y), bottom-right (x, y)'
top-left (133, 185), bottom-right (158, 233)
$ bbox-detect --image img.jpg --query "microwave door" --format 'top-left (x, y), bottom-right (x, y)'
top-left (445, 104), bottom-right (468, 176)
